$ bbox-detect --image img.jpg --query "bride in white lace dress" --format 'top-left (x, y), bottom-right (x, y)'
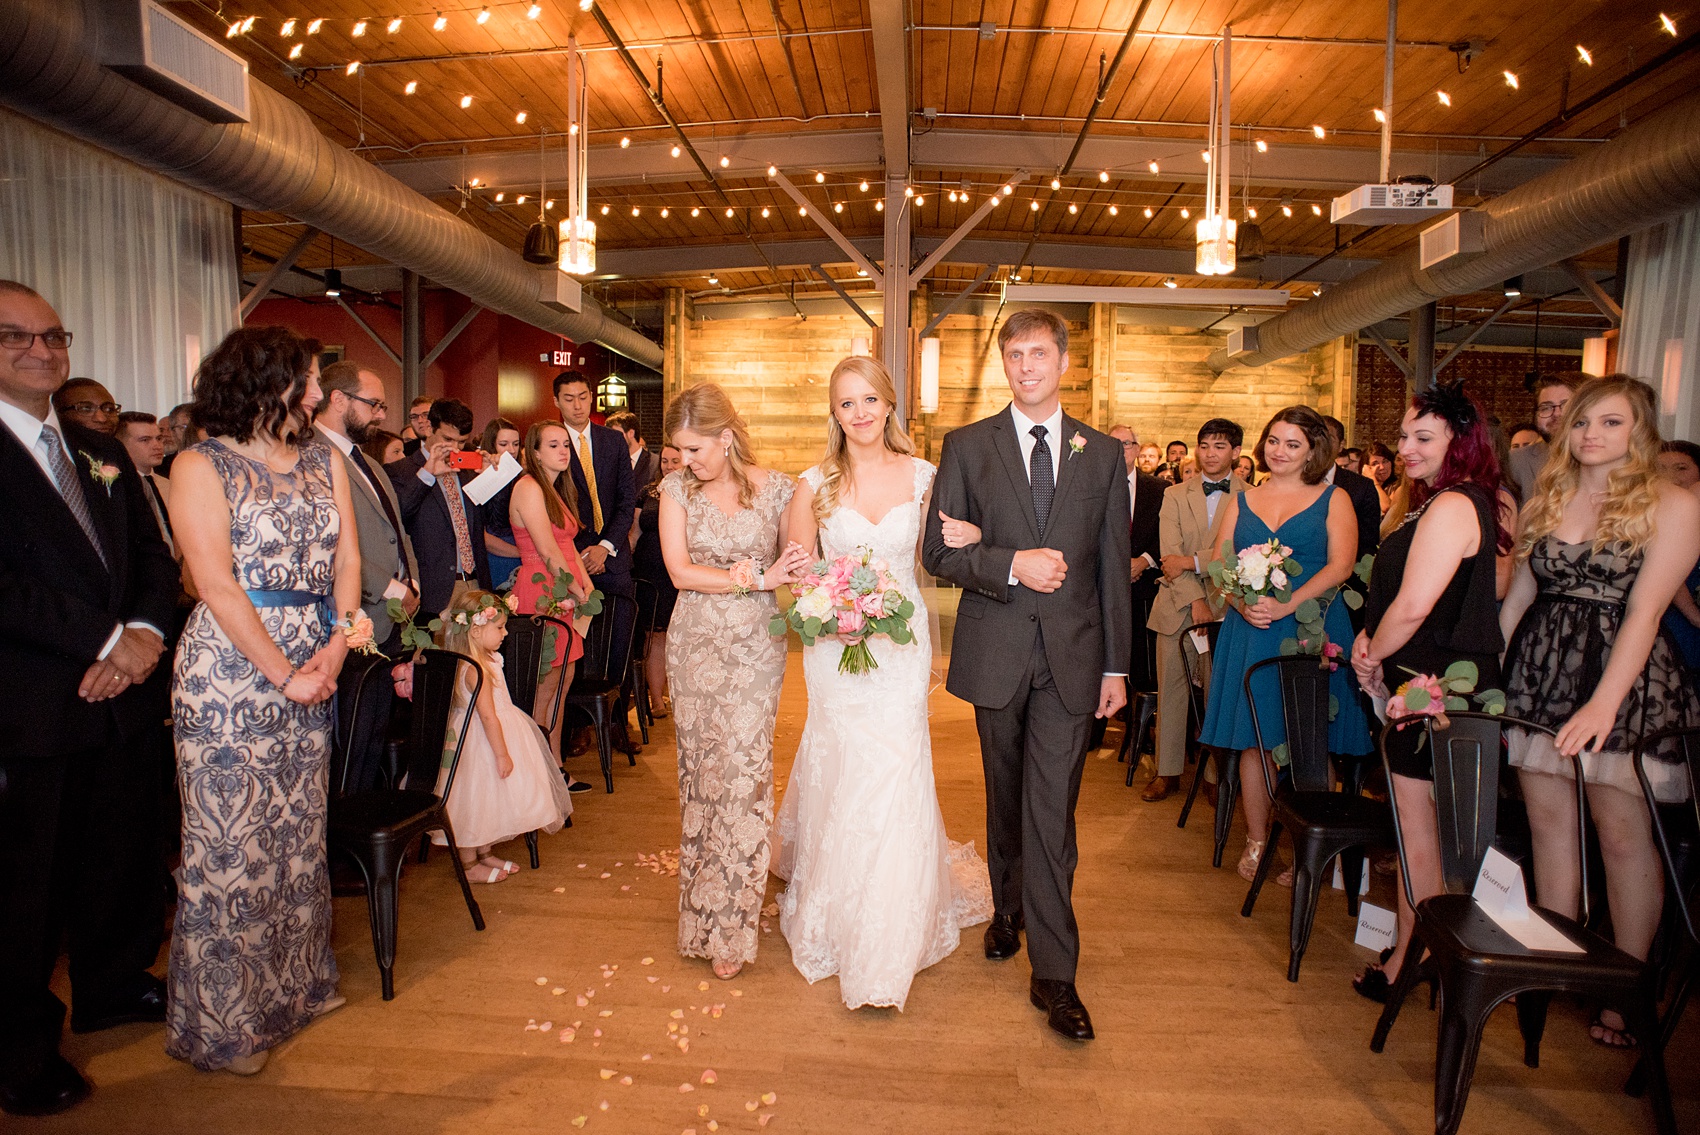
top-left (774, 356), bottom-right (992, 1010)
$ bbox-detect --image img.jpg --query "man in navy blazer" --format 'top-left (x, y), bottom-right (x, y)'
top-left (386, 397), bottom-right (492, 618)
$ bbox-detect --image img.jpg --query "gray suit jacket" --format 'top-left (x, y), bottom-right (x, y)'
top-left (1507, 440), bottom-right (1548, 503)
top-left (319, 432), bottom-right (418, 645)
top-left (923, 407), bottom-right (1133, 716)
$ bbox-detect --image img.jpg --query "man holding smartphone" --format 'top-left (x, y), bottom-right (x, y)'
top-left (386, 397), bottom-right (492, 617)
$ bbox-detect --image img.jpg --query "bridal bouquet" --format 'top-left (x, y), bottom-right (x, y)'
top-left (769, 549), bottom-right (917, 674)
top-left (1208, 536), bottom-right (1301, 605)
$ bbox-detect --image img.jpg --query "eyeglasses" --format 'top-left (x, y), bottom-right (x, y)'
top-left (1119, 440), bottom-right (1139, 449)
top-left (1536, 400), bottom-right (1568, 415)
top-left (347, 393), bottom-right (389, 414)
top-left (65, 401), bottom-right (121, 415)
top-left (0, 329), bottom-right (73, 350)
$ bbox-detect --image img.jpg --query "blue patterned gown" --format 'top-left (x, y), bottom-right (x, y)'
top-left (166, 439), bottom-right (342, 1070)
top-left (1198, 486), bottom-right (1373, 756)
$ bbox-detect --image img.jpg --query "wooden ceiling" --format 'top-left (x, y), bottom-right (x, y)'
top-left (186, 0), bottom-right (1695, 327)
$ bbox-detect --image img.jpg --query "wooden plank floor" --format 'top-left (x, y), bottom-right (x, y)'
top-left (44, 655), bottom-right (1698, 1134)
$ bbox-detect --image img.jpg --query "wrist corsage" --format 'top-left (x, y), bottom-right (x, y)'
top-left (340, 611), bottom-right (380, 655)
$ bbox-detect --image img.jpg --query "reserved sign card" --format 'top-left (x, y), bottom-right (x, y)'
top-left (1354, 902), bottom-right (1397, 952)
top-left (1471, 846), bottom-right (1584, 954)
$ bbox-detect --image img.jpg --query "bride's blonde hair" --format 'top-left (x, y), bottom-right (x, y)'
top-left (1518, 374), bottom-right (1664, 560)
top-left (813, 356), bottom-right (914, 524)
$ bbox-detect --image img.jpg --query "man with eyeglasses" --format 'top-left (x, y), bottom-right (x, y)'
top-left (1505, 375), bottom-right (1577, 503)
top-left (0, 281), bottom-right (180, 1117)
top-left (49, 378), bottom-right (120, 437)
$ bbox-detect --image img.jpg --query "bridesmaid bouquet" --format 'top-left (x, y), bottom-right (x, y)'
top-left (770, 549), bottom-right (917, 674)
top-left (1209, 536), bottom-right (1301, 605)
top-left (1385, 661), bottom-right (1506, 726)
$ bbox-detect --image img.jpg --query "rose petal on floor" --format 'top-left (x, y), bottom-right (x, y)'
top-left (619, 1076), bottom-right (633, 1086)
top-left (697, 982), bottom-right (710, 992)
top-left (647, 976), bottom-right (660, 984)
top-left (700, 1069), bottom-right (717, 1084)
top-left (759, 1115), bottom-right (772, 1128)
top-left (570, 1117), bottom-right (586, 1128)
top-left (697, 1104), bottom-right (710, 1118)
top-left (577, 996), bottom-right (589, 1007)
top-left (641, 957), bottom-right (655, 965)
top-left (599, 1010), bottom-right (613, 1017)
top-left (670, 1009), bottom-right (685, 1019)
top-left (598, 1101), bottom-right (609, 1111)
top-left (678, 1083), bottom-right (695, 1094)
top-left (745, 1102), bottom-right (758, 1112)
top-left (761, 1093), bottom-right (777, 1105)
top-left (553, 886), bottom-right (565, 893)
top-left (600, 1069), bottom-right (616, 1080)
top-left (552, 988), bottom-right (566, 996)
top-left (535, 977), bottom-right (549, 985)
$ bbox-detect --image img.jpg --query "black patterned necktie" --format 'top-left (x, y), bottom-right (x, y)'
top-left (1029, 424), bottom-right (1054, 536)
top-left (1203, 479), bottom-right (1232, 495)
top-left (39, 424), bottom-right (108, 569)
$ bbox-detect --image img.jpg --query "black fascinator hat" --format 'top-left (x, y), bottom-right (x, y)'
top-left (1411, 381), bottom-right (1481, 433)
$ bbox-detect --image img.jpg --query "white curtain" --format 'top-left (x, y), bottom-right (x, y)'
top-left (1620, 208), bottom-right (1700, 441)
top-left (0, 109), bottom-right (237, 418)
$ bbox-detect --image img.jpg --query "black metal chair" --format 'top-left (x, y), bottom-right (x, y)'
top-left (630, 578), bottom-right (659, 745)
top-left (565, 592), bottom-right (641, 793)
top-left (1370, 713), bottom-right (1675, 1135)
top-left (1626, 726), bottom-right (1700, 1099)
top-left (500, 613), bottom-right (576, 868)
top-left (1239, 655), bottom-right (1392, 981)
top-left (1175, 621), bottom-right (1227, 836)
top-left (328, 649), bottom-right (486, 1000)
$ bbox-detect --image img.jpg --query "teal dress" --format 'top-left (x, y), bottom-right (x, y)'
top-left (1198, 486), bottom-right (1373, 755)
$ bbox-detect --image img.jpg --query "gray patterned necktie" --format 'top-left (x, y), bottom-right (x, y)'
top-left (39, 424), bottom-right (108, 569)
top-left (1029, 424), bottom-right (1054, 536)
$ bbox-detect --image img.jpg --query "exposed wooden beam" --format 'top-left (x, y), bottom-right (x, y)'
top-left (908, 172), bottom-right (1028, 288)
top-left (1004, 283), bottom-right (1292, 306)
top-left (920, 264), bottom-right (998, 337)
top-left (868, 0), bottom-right (908, 179)
top-left (1558, 259), bottom-right (1623, 326)
top-left (810, 266), bottom-right (878, 328)
top-left (421, 304), bottom-right (485, 369)
top-left (772, 171), bottom-right (884, 287)
top-left (237, 225), bottom-right (318, 322)
top-left (336, 298), bottom-right (402, 366)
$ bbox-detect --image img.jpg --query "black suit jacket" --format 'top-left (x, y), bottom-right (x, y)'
top-left (923, 408), bottom-right (1133, 716)
top-left (565, 422), bottom-right (637, 592)
top-left (0, 420), bottom-right (180, 756)
top-left (1333, 466), bottom-right (1382, 559)
top-left (386, 448), bottom-right (492, 617)
top-left (1130, 470), bottom-right (1165, 608)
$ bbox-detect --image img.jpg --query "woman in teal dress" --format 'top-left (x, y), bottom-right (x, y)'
top-left (1199, 406), bottom-right (1373, 884)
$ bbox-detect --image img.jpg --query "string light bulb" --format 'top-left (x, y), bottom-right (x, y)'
top-left (600, 204), bottom-right (610, 215)
top-left (352, 19), bottom-right (367, 35)
top-left (1255, 139), bottom-right (1268, 153)
top-left (476, 6), bottom-right (490, 22)
top-left (527, 3), bottom-right (541, 17)
top-left (1437, 90), bottom-right (1452, 107)
top-left (1659, 13), bottom-right (1677, 35)
top-left (1109, 204), bottom-right (1119, 215)
top-left (568, 124), bottom-right (577, 135)
top-left (1311, 203), bottom-right (1323, 215)
top-left (1030, 200), bottom-right (1039, 211)
top-left (768, 164), bottom-right (778, 177)
top-left (620, 137), bottom-right (631, 148)
top-left (239, 15), bottom-right (257, 33)
top-left (404, 79), bottom-right (418, 94)
top-left (546, 199), bottom-right (555, 209)
top-left (280, 18), bottom-right (297, 35)
top-left (1143, 206), bottom-right (1153, 218)
top-left (517, 195), bottom-right (527, 204)
top-left (1503, 70), bottom-right (1519, 89)
top-left (1049, 177), bottom-right (1061, 190)
top-left (725, 206), bottom-right (734, 217)
top-left (387, 16), bottom-right (402, 33)
top-left (760, 207), bottom-right (770, 218)
top-left (904, 186), bottom-right (913, 197)
top-left (1067, 203), bottom-right (1078, 214)
top-left (579, 0), bottom-right (592, 9)
top-left (671, 145), bottom-right (681, 157)
top-left (631, 206), bottom-right (640, 216)
top-left (1163, 277), bottom-right (1178, 288)
top-left (1247, 206), bottom-right (1258, 218)
top-left (469, 178), bottom-right (480, 186)
top-left (288, 42), bottom-right (304, 58)
top-left (1148, 160), bottom-right (1160, 174)
top-left (660, 207), bottom-right (669, 217)
top-left (515, 110), bottom-right (527, 124)
top-left (861, 180), bottom-right (871, 192)
top-left (1002, 184), bottom-right (1012, 195)
top-left (1372, 108), bottom-right (1386, 123)
top-left (1180, 207), bottom-right (1190, 219)
top-left (814, 171), bottom-right (825, 183)
top-left (433, 12), bottom-right (447, 30)
top-left (1202, 150), bottom-right (1211, 163)
top-left (1312, 125), bottom-right (1326, 138)
top-left (345, 60), bottom-right (359, 75)
top-left (494, 192), bottom-right (505, 202)
top-left (1281, 204), bottom-right (1292, 217)
top-left (460, 94), bottom-right (473, 108)
top-left (913, 196), bottom-right (923, 207)
top-left (1576, 45), bottom-right (1593, 65)
top-left (719, 155), bottom-right (730, 168)
top-left (708, 274), bottom-right (718, 285)
top-left (798, 205), bottom-right (807, 216)
top-left (874, 199), bottom-right (884, 211)
top-left (1099, 171), bottom-right (1109, 182)
top-left (691, 207), bottom-right (700, 216)
top-left (308, 18), bottom-right (323, 32)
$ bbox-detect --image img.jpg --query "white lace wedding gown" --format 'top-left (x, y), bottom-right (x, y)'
top-left (773, 458), bottom-right (992, 1010)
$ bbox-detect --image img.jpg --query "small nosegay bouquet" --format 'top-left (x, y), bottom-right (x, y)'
top-left (770, 548), bottom-right (916, 674)
top-left (1208, 537), bottom-right (1301, 606)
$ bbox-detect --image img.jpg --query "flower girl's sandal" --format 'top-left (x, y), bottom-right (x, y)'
top-left (466, 864), bottom-right (508, 884)
top-left (478, 856), bottom-right (519, 876)
top-left (1236, 839), bottom-right (1266, 883)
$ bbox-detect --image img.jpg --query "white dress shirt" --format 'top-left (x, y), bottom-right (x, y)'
top-left (1191, 475), bottom-right (1234, 574)
top-left (0, 398), bottom-right (161, 658)
top-left (564, 422), bottom-right (618, 558)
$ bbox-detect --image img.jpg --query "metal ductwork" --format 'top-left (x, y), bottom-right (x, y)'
top-left (1210, 88), bottom-right (1700, 372)
top-left (0, 0), bottom-right (664, 370)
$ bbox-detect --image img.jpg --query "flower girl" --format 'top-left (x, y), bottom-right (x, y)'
top-left (434, 590), bottom-right (573, 883)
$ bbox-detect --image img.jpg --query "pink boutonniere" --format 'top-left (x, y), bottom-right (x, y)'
top-left (1067, 431), bottom-right (1087, 458)
top-left (80, 451), bottom-right (120, 494)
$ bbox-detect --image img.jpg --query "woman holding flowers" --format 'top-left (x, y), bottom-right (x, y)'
top-left (659, 384), bottom-right (811, 980)
top-left (166, 326), bottom-right (361, 1074)
top-left (1500, 375), bottom-right (1700, 1048)
top-left (1198, 406), bottom-right (1373, 884)
top-left (1348, 384), bottom-right (1511, 1002)
top-left (774, 357), bottom-right (991, 1011)
top-left (510, 421), bottom-right (592, 775)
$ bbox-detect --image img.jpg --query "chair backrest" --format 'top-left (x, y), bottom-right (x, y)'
top-left (334, 652), bottom-right (395, 796)
top-left (1635, 726), bottom-right (1700, 948)
top-left (631, 578), bottom-right (658, 663)
top-left (404, 649), bottom-right (482, 801)
top-left (501, 614), bottom-right (574, 731)
top-left (1243, 655), bottom-right (1334, 795)
top-left (1380, 712), bottom-right (1585, 915)
top-left (578, 592), bottom-right (639, 685)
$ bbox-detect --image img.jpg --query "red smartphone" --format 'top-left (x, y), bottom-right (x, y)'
top-left (449, 450), bottom-right (483, 472)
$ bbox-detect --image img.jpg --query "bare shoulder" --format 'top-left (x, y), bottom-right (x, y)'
top-left (1656, 479), bottom-right (1700, 523)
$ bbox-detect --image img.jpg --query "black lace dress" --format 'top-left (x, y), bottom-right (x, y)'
top-left (1504, 536), bottom-right (1699, 802)
top-left (1365, 485), bottom-right (1504, 779)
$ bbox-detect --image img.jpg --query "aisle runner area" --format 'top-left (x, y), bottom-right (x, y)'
top-left (50, 656), bottom-right (1698, 1134)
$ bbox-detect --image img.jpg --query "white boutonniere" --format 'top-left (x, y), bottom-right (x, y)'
top-left (1067, 431), bottom-right (1087, 458)
top-left (80, 451), bottom-right (121, 494)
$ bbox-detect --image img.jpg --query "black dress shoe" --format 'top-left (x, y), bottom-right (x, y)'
top-left (1029, 979), bottom-right (1095, 1040)
top-left (0, 1055), bottom-right (91, 1117)
top-left (983, 912), bottom-right (1023, 960)
top-left (70, 973), bottom-right (167, 1034)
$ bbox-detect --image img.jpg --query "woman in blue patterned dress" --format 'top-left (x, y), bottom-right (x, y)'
top-left (165, 327), bottom-right (362, 1074)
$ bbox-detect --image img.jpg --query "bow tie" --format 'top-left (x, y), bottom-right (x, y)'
top-left (1203, 479), bottom-right (1232, 495)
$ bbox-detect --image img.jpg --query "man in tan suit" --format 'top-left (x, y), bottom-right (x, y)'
top-left (1143, 418), bottom-right (1245, 801)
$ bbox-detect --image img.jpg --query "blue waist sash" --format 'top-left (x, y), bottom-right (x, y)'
top-left (246, 588), bottom-right (333, 617)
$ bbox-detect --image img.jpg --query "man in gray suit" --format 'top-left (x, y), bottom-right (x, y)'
top-left (315, 361), bottom-right (421, 791)
top-left (1505, 376), bottom-right (1575, 502)
top-left (923, 308), bottom-right (1132, 1041)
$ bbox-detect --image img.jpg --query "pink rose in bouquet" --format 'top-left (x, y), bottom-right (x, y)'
top-left (769, 548), bottom-right (917, 674)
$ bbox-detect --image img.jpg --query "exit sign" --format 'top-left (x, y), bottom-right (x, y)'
top-left (552, 350), bottom-right (573, 366)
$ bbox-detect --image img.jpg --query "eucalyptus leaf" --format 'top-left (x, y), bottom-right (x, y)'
top-left (1295, 598), bottom-right (1320, 622)
top-left (1403, 686), bottom-right (1432, 712)
top-left (1444, 696), bottom-right (1468, 711)
top-left (1342, 589), bottom-right (1364, 610)
top-left (1279, 638), bottom-right (1300, 656)
top-left (1271, 742), bottom-right (1290, 768)
top-left (1443, 660), bottom-right (1479, 684)
top-left (1328, 693), bottom-right (1340, 721)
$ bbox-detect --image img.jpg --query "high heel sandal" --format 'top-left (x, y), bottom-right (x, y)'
top-left (711, 959), bottom-right (743, 981)
top-left (1237, 838), bottom-right (1267, 882)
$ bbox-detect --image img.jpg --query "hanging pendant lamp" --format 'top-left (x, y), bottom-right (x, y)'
top-left (1195, 28), bottom-right (1237, 276)
top-left (523, 120), bottom-right (560, 263)
top-left (558, 38), bottom-right (597, 276)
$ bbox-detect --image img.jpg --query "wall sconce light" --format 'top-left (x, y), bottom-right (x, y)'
top-left (919, 336), bottom-right (941, 414)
